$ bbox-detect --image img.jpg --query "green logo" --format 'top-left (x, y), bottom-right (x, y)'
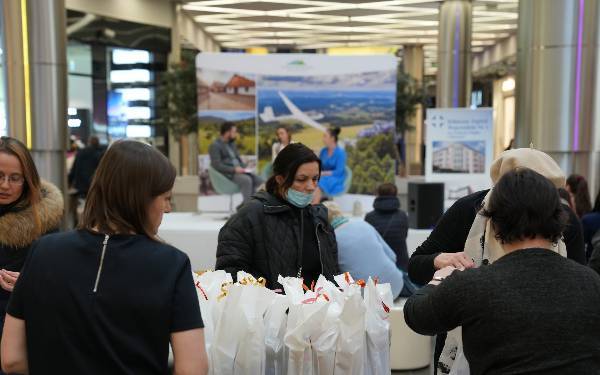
top-left (288, 60), bottom-right (305, 66)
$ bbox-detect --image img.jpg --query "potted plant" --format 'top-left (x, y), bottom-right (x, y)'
top-left (154, 50), bottom-right (200, 211)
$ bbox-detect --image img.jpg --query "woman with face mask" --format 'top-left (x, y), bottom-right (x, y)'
top-left (216, 143), bottom-right (340, 289)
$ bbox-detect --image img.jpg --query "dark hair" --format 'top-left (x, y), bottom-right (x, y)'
top-left (566, 174), bottom-right (592, 217)
top-left (377, 182), bottom-right (397, 196)
top-left (327, 127), bottom-right (341, 143)
top-left (80, 140), bottom-right (176, 239)
top-left (557, 188), bottom-right (573, 209)
top-left (88, 136), bottom-right (100, 148)
top-left (482, 168), bottom-right (568, 244)
top-left (0, 136), bottom-right (42, 232)
top-left (266, 143), bottom-right (321, 196)
top-left (220, 122), bottom-right (236, 135)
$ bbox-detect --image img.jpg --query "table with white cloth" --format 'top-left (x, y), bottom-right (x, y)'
top-left (159, 212), bottom-right (432, 271)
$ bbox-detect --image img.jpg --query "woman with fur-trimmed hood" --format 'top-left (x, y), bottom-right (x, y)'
top-left (0, 137), bottom-right (63, 332)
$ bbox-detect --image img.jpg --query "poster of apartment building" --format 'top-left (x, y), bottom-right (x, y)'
top-left (425, 108), bottom-right (493, 205)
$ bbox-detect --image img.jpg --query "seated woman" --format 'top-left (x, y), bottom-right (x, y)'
top-left (1, 141), bottom-right (208, 374)
top-left (404, 168), bottom-right (600, 374)
top-left (216, 143), bottom-right (339, 289)
top-left (323, 201), bottom-right (405, 299)
top-left (314, 127), bottom-right (346, 203)
top-left (272, 125), bottom-right (293, 161)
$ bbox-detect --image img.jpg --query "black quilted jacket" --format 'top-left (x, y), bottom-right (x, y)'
top-left (215, 191), bottom-right (340, 289)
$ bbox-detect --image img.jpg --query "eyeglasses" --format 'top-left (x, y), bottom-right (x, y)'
top-left (0, 173), bottom-right (24, 186)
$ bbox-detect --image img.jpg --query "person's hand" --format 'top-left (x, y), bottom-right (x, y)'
top-left (429, 266), bottom-right (457, 285)
top-left (234, 167), bottom-right (245, 174)
top-left (433, 252), bottom-right (474, 270)
top-left (0, 269), bottom-right (19, 292)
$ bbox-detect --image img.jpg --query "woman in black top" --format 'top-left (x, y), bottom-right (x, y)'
top-left (0, 137), bottom-right (63, 334)
top-left (404, 168), bottom-right (600, 375)
top-left (1, 141), bottom-right (208, 375)
top-left (216, 143), bottom-right (339, 289)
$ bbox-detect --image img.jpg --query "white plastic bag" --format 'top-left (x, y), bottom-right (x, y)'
top-left (193, 270), bottom-right (233, 360)
top-left (233, 284), bottom-right (272, 374)
top-left (285, 301), bottom-right (328, 375)
top-left (334, 292), bottom-right (366, 375)
top-left (264, 293), bottom-right (289, 375)
top-left (363, 278), bottom-right (392, 375)
top-left (448, 328), bottom-right (470, 375)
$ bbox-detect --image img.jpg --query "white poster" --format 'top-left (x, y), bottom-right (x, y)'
top-left (196, 53), bottom-right (398, 196)
top-left (425, 108), bottom-right (494, 205)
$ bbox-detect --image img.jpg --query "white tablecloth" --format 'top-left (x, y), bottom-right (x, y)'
top-left (159, 212), bottom-right (432, 271)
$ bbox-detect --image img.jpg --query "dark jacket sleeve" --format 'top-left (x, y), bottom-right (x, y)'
top-left (408, 195), bottom-right (479, 285)
top-left (589, 232), bottom-right (600, 275)
top-left (209, 141), bottom-right (236, 176)
top-left (563, 205), bottom-right (586, 265)
top-left (215, 212), bottom-right (255, 279)
top-left (404, 272), bottom-right (469, 336)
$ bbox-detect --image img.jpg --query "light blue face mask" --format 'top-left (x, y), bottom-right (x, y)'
top-left (286, 188), bottom-right (313, 208)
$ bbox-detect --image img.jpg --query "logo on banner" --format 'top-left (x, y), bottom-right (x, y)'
top-left (428, 114), bottom-right (445, 128)
top-left (285, 59), bottom-right (311, 71)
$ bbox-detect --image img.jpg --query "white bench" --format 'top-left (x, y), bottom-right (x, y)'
top-left (390, 298), bottom-right (432, 370)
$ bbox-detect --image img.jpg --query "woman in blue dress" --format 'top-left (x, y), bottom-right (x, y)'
top-left (313, 127), bottom-right (347, 203)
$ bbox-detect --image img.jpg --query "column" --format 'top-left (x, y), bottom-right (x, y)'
top-left (515, 0), bottom-right (600, 193)
top-left (3, 0), bottom-right (67, 191)
top-left (436, 0), bottom-right (472, 108)
top-left (403, 45), bottom-right (424, 175)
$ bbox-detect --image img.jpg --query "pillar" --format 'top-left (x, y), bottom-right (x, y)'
top-left (3, 0), bottom-right (67, 191)
top-left (436, 0), bottom-right (472, 108)
top-left (515, 0), bottom-right (600, 193)
top-left (403, 45), bottom-right (425, 175)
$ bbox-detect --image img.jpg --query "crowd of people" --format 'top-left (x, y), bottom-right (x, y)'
top-left (0, 127), bottom-right (599, 374)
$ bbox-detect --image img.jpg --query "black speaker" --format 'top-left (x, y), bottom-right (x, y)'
top-left (408, 182), bottom-right (445, 229)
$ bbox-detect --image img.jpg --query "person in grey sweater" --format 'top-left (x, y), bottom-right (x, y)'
top-left (209, 122), bottom-right (262, 205)
top-left (404, 168), bottom-right (600, 375)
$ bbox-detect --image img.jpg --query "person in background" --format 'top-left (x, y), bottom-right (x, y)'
top-left (365, 182), bottom-right (409, 271)
top-left (566, 174), bottom-right (592, 218)
top-left (404, 168), bottom-right (600, 374)
top-left (209, 122), bottom-right (262, 205)
top-left (0, 137), bottom-right (63, 340)
top-left (216, 143), bottom-right (339, 289)
top-left (407, 148), bottom-right (586, 374)
top-left (272, 125), bottom-right (293, 161)
top-left (323, 201), bottom-right (406, 299)
top-left (68, 136), bottom-right (104, 200)
top-left (313, 127), bottom-right (346, 203)
top-left (583, 190), bottom-right (600, 260)
top-left (1, 140), bottom-right (208, 375)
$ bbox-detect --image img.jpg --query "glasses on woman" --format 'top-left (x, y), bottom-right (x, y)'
top-left (0, 173), bottom-right (24, 186)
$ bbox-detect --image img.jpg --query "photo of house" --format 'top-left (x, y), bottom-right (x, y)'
top-left (225, 74), bottom-right (255, 96)
top-left (197, 69), bottom-right (256, 111)
top-left (432, 141), bottom-right (486, 174)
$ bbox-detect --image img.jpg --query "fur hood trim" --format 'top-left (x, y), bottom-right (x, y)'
top-left (0, 180), bottom-right (64, 248)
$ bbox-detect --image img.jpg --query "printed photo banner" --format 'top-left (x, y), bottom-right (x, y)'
top-left (425, 108), bottom-right (494, 204)
top-left (196, 53), bottom-right (398, 196)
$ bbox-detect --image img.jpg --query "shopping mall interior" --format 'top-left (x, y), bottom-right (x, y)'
top-left (0, 0), bottom-right (599, 374)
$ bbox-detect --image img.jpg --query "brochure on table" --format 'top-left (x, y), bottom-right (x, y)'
top-left (425, 108), bottom-right (494, 207)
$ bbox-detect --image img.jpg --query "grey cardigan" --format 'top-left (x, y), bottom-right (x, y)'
top-left (404, 248), bottom-right (600, 375)
top-left (209, 138), bottom-right (246, 179)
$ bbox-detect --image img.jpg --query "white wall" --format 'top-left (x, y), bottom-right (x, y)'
top-left (66, 0), bottom-right (172, 28)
